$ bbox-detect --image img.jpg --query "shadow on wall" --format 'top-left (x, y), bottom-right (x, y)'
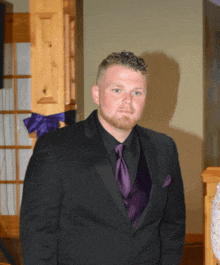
top-left (139, 51), bottom-right (203, 233)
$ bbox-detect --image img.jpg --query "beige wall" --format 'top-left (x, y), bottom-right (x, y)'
top-left (84, 0), bottom-right (203, 233)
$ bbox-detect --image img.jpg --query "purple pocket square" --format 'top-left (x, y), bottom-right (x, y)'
top-left (163, 175), bottom-right (172, 187)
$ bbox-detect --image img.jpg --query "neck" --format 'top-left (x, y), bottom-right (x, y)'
top-left (97, 112), bottom-right (132, 143)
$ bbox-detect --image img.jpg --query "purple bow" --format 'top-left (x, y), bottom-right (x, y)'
top-left (23, 112), bottom-right (66, 138)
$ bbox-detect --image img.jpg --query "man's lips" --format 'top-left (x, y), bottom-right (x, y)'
top-left (118, 109), bottom-right (133, 114)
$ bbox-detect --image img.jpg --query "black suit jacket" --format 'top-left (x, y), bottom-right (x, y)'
top-left (20, 110), bottom-right (185, 265)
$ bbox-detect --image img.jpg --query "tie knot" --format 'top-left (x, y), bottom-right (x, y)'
top-left (115, 143), bottom-right (124, 157)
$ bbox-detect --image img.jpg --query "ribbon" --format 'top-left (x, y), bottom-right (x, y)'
top-left (23, 112), bottom-right (66, 138)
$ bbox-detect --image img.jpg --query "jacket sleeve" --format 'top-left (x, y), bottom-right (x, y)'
top-left (159, 140), bottom-right (186, 265)
top-left (20, 135), bottom-right (62, 265)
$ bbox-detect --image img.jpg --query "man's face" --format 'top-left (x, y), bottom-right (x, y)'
top-left (92, 64), bottom-right (147, 131)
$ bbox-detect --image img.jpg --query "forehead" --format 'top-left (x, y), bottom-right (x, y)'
top-left (102, 65), bottom-right (147, 84)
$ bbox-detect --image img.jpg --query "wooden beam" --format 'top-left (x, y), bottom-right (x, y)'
top-left (4, 13), bottom-right (30, 43)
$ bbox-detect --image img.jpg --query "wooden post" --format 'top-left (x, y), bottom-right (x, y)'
top-left (201, 167), bottom-right (220, 264)
top-left (29, 0), bottom-right (83, 146)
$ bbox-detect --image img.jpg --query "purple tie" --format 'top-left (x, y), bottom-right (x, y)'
top-left (115, 144), bottom-right (149, 227)
top-left (115, 144), bottom-right (131, 198)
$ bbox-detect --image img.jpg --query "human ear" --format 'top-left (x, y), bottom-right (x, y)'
top-left (92, 84), bottom-right (100, 105)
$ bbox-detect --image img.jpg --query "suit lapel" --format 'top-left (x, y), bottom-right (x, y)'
top-left (134, 126), bottom-right (163, 230)
top-left (83, 111), bottom-right (130, 221)
top-left (95, 158), bottom-right (130, 220)
top-left (134, 126), bottom-right (171, 230)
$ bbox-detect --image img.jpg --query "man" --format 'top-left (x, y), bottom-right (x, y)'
top-left (20, 51), bottom-right (185, 265)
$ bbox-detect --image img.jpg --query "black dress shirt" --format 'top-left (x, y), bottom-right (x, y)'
top-left (95, 112), bottom-right (140, 187)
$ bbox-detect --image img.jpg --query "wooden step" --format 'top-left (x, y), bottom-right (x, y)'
top-left (179, 243), bottom-right (203, 265)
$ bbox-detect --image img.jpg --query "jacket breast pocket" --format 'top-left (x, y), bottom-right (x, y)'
top-left (147, 183), bottom-right (169, 218)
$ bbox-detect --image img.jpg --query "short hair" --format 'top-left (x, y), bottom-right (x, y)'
top-left (96, 51), bottom-right (148, 85)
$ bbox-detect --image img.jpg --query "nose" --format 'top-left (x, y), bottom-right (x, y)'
top-left (123, 92), bottom-right (132, 104)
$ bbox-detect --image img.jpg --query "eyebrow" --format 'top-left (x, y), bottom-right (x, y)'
top-left (133, 87), bottom-right (146, 90)
top-left (108, 83), bottom-right (145, 90)
top-left (108, 83), bottom-right (123, 88)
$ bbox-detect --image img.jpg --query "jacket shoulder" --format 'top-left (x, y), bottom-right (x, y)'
top-left (33, 119), bottom-right (87, 153)
top-left (137, 126), bottom-right (174, 143)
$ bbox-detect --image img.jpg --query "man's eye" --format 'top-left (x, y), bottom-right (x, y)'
top-left (113, 89), bottom-right (120, 93)
top-left (134, 91), bottom-right (141, 95)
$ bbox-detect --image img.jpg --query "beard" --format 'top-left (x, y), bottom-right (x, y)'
top-left (99, 106), bottom-right (141, 130)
